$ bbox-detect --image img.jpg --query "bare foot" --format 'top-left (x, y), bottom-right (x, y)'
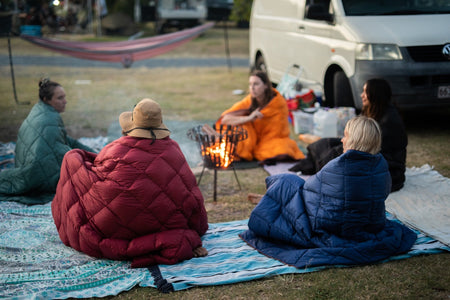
top-left (248, 193), bottom-right (264, 204)
top-left (193, 246), bottom-right (208, 257)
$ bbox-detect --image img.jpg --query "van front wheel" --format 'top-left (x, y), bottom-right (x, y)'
top-left (333, 71), bottom-right (354, 107)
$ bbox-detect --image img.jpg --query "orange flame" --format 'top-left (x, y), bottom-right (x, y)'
top-left (202, 139), bottom-right (233, 168)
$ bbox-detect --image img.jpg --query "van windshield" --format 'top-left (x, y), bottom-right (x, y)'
top-left (342, 0), bottom-right (450, 16)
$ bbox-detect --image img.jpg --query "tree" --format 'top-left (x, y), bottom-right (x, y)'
top-left (230, 0), bottom-right (252, 27)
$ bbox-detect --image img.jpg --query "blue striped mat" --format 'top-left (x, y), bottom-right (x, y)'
top-left (0, 201), bottom-right (448, 298)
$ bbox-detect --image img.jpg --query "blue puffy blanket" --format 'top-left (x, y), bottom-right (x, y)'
top-left (240, 150), bottom-right (417, 268)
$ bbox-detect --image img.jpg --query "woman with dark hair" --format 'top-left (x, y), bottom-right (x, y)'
top-left (217, 70), bottom-right (305, 164)
top-left (0, 78), bottom-right (94, 204)
top-left (290, 78), bottom-right (407, 192)
top-left (361, 78), bottom-right (392, 120)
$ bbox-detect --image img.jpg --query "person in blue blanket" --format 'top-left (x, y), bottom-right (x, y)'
top-left (289, 78), bottom-right (407, 192)
top-left (0, 78), bottom-right (94, 204)
top-left (240, 116), bottom-right (417, 268)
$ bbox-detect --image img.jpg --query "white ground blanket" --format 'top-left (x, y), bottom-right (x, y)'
top-left (263, 162), bottom-right (310, 180)
top-left (264, 163), bottom-right (450, 247)
top-left (386, 165), bottom-right (450, 246)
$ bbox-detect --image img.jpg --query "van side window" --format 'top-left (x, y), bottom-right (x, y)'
top-left (342, 0), bottom-right (448, 16)
top-left (305, 0), bottom-right (334, 21)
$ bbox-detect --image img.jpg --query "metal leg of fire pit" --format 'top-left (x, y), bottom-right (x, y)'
top-left (232, 166), bottom-right (242, 190)
top-left (197, 166), bottom-right (206, 186)
top-left (196, 165), bottom-right (242, 202)
top-left (213, 169), bottom-right (217, 202)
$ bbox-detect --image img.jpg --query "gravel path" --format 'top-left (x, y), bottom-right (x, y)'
top-left (1, 55), bottom-right (249, 69)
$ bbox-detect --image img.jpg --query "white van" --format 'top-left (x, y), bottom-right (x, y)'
top-left (249, 0), bottom-right (450, 109)
top-left (155, 0), bottom-right (207, 34)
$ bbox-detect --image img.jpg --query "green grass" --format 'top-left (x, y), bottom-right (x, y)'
top-left (102, 253), bottom-right (449, 300)
top-left (0, 24), bottom-right (449, 299)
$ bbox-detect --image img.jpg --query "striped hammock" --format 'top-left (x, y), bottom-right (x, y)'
top-left (20, 22), bottom-right (214, 68)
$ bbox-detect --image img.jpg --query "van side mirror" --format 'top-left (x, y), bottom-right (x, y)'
top-left (305, 4), bottom-right (334, 22)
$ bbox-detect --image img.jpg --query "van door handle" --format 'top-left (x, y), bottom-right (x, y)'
top-left (298, 25), bottom-right (305, 30)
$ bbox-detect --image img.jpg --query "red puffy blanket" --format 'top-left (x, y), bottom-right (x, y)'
top-left (51, 136), bottom-right (208, 267)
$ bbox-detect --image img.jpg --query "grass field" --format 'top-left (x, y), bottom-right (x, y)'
top-left (0, 24), bottom-right (449, 299)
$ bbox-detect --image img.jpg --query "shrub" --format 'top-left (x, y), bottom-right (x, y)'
top-left (230, 0), bottom-right (253, 26)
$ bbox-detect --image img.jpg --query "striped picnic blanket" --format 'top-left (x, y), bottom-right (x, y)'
top-left (0, 200), bottom-right (448, 298)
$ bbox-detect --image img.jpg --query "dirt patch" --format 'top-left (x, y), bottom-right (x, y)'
top-left (1, 125), bottom-right (107, 143)
top-left (65, 125), bottom-right (107, 139)
top-left (0, 125), bottom-right (20, 143)
top-left (204, 194), bottom-right (255, 223)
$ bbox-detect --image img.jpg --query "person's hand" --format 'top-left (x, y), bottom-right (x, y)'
top-left (193, 246), bottom-right (208, 257)
top-left (249, 109), bottom-right (263, 121)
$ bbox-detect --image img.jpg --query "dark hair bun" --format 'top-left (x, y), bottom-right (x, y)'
top-left (39, 78), bottom-right (51, 88)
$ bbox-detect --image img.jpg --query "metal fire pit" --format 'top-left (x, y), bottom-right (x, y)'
top-left (187, 124), bottom-right (248, 201)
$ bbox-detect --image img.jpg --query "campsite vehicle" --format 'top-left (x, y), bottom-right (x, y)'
top-left (206, 0), bottom-right (234, 21)
top-left (249, 0), bottom-right (450, 109)
top-left (155, 0), bottom-right (207, 33)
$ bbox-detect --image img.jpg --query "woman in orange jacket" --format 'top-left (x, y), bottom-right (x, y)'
top-left (217, 70), bottom-right (304, 164)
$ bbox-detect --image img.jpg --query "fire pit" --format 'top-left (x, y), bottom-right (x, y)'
top-left (187, 124), bottom-right (248, 201)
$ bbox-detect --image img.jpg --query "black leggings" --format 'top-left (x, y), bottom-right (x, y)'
top-left (289, 138), bottom-right (343, 174)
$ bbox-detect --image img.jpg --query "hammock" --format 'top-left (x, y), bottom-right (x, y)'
top-left (20, 22), bottom-right (215, 68)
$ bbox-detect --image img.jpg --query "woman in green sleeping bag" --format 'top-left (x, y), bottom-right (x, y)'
top-left (0, 78), bottom-right (94, 204)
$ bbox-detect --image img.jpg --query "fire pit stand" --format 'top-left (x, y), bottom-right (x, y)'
top-left (187, 124), bottom-right (248, 201)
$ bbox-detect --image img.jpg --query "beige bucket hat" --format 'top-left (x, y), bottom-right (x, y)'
top-left (119, 98), bottom-right (170, 140)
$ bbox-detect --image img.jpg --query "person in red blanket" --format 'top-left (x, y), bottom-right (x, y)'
top-left (51, 98), bottom-right (208, 267)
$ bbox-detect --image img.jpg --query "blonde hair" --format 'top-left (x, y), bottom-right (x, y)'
top-left (344, 116), bottom-right (381, 155)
